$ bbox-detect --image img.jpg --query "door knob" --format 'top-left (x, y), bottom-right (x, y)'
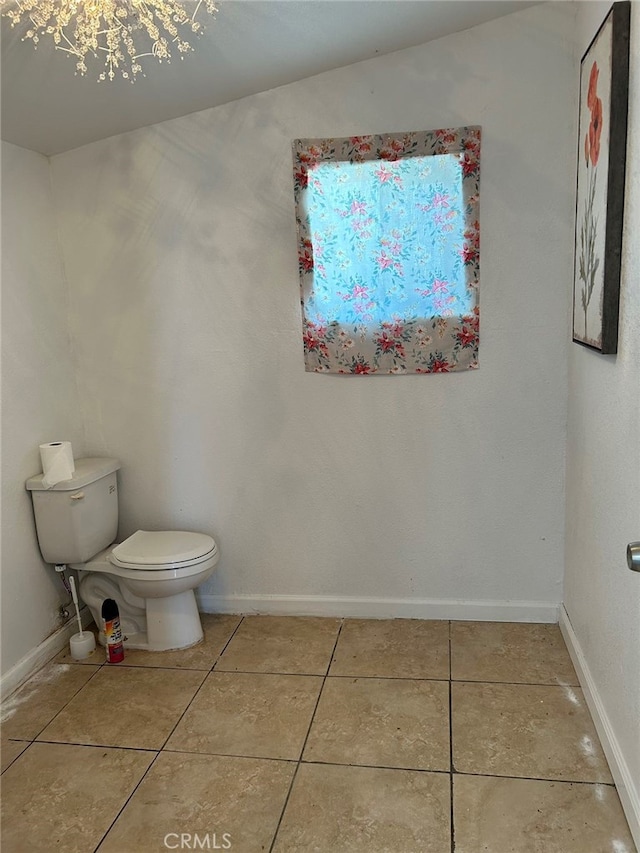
top-left (627, 542), bottom-right (640, 573)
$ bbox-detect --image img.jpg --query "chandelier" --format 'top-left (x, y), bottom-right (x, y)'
top-left (1, 0), bottom-right (218, 81)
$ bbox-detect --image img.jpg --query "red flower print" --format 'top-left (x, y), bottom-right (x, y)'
top-left (456, 327), bottom-right (477, 348)
top-left (390, 139), bottom-right (404, 152)
top-left (294, 168), bottom-right (307, 188)
top-left (588, 96), bottom-right (602, 167)
top-left (460, 152), bottom-right (478, 177)
top-left (302, 331), bottom-right (319, 351)
top-left (350, 136), bottom-right (373, 152)
top-left (299, 249), bottom-right (313, 272)
top-left (460, 244), bottom-right (478, 264)
top-left (587, 62), bottom-right (599, 110)
top-left (377, 332), bottom-right (396, 353)
top-left (353, 361), bottom-right (371, 374)
top-left (436, 130), bottom-right (457, 145)
top-left (429, 357), bottom-right (450, 373)
top-left (464, 225), bottom-right (480, 247)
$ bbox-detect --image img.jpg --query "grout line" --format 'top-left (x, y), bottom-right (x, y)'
top-left (111, 664), bottom-right (221, 673)
top-left (160, 748), bottom-right (299, 763)
top-left (32, 739), bottom-right (162, 753)
top-left (268, 619), bottom-right (345, 853)
top-left (25, 663), bottom-right (104, 742)
top-left (212, 670), bottom-right (330, 679)
top-left (24, 739), bottom-right (618, 788)
top-left (0, 741), bottom-right (33, 775)
top-left (453, 770), bottom-right (617, 787)
top-left (91, 619), bottom-right (247, 853)
top-left (210, 616), bottom-right (246, 671)
top-left (449, 620), bottom-right (455, 853)
top-left (92, 750), bottom-right (162, 853)
top-left (299, 758), bottom-right (450, 774)
top-left (451, 677), bottom-right (583, 688)
top-left (191, 667), bottom-right (581, 689)
top-left (306, 672), bottom-right (450, 682)
top-left (156, 619), bottom-right (247, 752)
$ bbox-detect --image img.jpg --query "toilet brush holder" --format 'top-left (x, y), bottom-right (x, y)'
top-left (70, 631), bottom-right (96, 660)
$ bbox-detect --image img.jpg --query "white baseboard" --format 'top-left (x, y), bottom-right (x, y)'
top-left (197, 593), bottom-right (559, 623)
top-left (0, 606), bottom-right (92, 701)
top-left (559, 605), bottom-right (640, 849)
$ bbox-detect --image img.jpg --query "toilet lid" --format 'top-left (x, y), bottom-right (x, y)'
top-left (110, 530), bottom-right (216, 569)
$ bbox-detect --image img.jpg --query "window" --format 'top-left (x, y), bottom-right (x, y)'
top-left (292, 127), bottom-right (480, 374)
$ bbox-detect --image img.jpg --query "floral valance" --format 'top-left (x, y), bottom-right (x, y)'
top-left (292, 126), bottom-right (481, 374)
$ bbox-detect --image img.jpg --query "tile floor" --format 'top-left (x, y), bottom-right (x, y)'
top-left (1, 615), bottom-right (636, 852)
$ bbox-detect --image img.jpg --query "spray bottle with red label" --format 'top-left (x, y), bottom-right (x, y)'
top-left (102, 598), bottom-right (125, 663)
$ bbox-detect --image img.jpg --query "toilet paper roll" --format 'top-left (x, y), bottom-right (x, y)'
top-left (40, 441), bottom-right (75, 489)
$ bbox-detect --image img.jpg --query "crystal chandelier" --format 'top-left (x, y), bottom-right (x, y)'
top-left (1, 0), bottom-right (218, 81)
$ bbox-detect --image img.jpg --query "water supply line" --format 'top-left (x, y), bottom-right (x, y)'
top-left (54, 563), bottom-right (74, 618)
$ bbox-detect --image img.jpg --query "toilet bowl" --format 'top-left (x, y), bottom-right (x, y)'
top-left (75, 530), bottom-right (219, 651)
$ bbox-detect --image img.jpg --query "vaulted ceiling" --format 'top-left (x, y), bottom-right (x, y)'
top-left (1, 1), bottom-right (537, 156)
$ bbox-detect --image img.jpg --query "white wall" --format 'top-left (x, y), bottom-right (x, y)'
top-left (48, 3), bottom-right (576, 620)
top-left (1, 142), bottom-right (85, 675)
top-left (563, 0), bottom-right (640, 835)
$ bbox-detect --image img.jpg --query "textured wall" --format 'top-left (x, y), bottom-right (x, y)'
top-left (564, 0), bottom-right (640, 821)
top-left (49, 4), bottom-right (575, 614)
top-left (1, 141), bottom-right (85, 674)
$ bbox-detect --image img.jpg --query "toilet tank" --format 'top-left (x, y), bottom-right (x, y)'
top-left (26, 458), bottom-right (121, 564)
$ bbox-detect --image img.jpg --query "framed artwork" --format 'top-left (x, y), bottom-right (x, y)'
top-left (573, 1), bottom-right (630, 354)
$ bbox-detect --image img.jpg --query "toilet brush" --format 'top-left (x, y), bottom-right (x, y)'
top-left (68, 576), bottom-right (96, 660)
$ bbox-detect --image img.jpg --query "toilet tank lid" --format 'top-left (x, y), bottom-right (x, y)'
top-left (111, 530), bottom-right (216, 566)
top-left (26, 457), bottom-right (121, 491)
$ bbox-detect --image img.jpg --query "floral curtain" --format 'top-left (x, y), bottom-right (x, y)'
top-left (292, 127), bottom-right (481, 374)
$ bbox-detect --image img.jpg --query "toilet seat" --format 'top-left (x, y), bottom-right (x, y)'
top-left (110, 530), bottom-right (217, 571)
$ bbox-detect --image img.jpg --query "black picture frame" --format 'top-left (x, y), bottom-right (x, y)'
top-left (572, 1), bottom-right (631, 354)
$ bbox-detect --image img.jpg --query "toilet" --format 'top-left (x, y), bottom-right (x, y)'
top-left (26, 457), bottom-right (219, 651)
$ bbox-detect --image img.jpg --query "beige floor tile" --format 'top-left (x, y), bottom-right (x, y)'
top-left (1, 741), bottom-right (154, 853)
top-left (166, 671), bottom-right (322, 760)
top-left (216, 615), bottom-right (341, 674)
top-left (330, 618), bottom-right (449, 679)
top-left (303, 676), bottom-right (450, 771)
top-left (274, 763), bottom-right (451, 853)
top-left (1, 739), bottom-right (30, 773)
top-left (99, 751), bottom-right (294, 853)
top-left (38, 666), bottom-right (206, 750)
top-left (1, 663), bottom-right (100, 740)
top-left (451, 621), bottom-right (579, 685)
top-left (452, 682), bottom-right (613, 783)
top-left (117, 614), bottom-right (242, 669)
top-left (454, 774), bottom-right (636, 853)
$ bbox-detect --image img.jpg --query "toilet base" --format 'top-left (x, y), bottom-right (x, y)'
top-left (79, 572), bottom-right (205, 652)
top-left (145, 590), bottom-right (204, 651)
